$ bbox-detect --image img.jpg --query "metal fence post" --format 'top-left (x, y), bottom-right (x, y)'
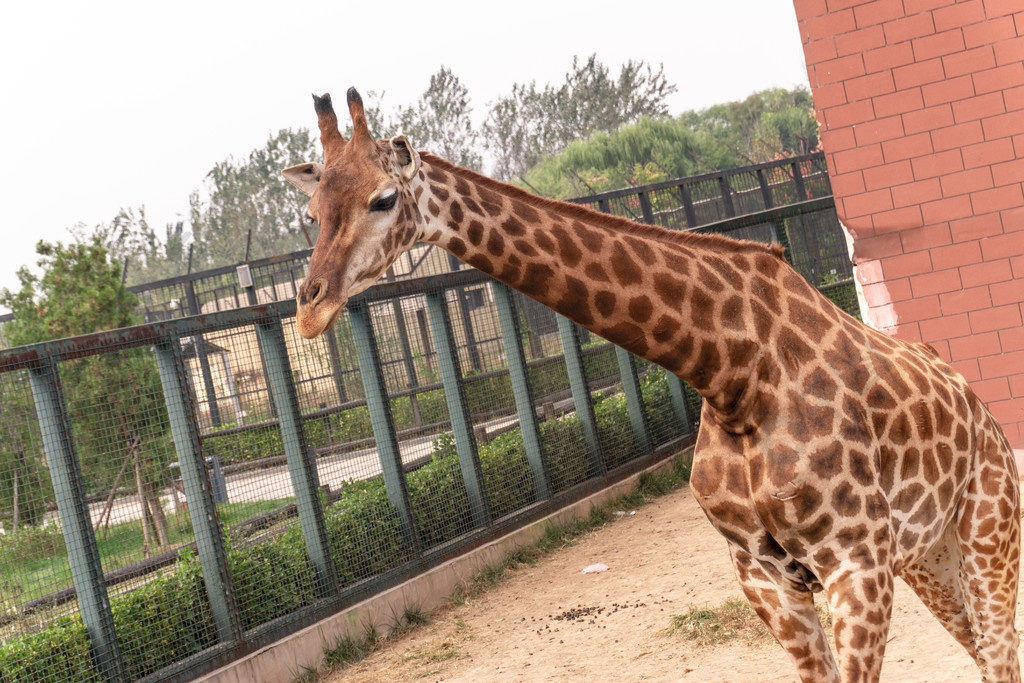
top-left (718, 176), bottom-right (737, 218)
top-left (348, 302), bottom-right (421, 549)
top-left (425, 291), bottom-right (491, 528)
top-left (555, 314), bottom-right (604, 478)
top-left (29, 357), bottom-right (126, 682)
top-left (323, 327), bottom-right (349, 405)
top-left (792, 160), bottom-right (809, 201)
top-left (665, 374), bottom-right (692, 436)
top-left (614, 348), bottom-right (653, 457)
top-left (255, 316), bottom-right (339, 599)
top-left (679, 183), bottom-right (698, 228)
top-left (638, 191), bottom-right (656, 225)
top-left (492, 283), bottom-right (550, 501)
top-left (154, 339), bottom-right (242, 644)
top-left (756, 168), bottom-right (775, 210)
top-left (185, 281), bottom-right (222, 428)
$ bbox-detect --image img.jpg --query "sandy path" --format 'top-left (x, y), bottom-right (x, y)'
top-left (325, 484), bottom-right (1014, 682)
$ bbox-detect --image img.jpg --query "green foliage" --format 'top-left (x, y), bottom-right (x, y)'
top-left (0, 239), bottom-right (138, 345)
top-left (478, 431), bottom-right (535, 518)
top-left (406, 452), bottom-right (473, 548)
top-left (395, 67), bottom-right (482, 171)
top-left (0, 239), bottom-right (171, 529)
top-left (540, 416), bottom-right (590, 493)
top-left (0, 614), bottom-right (97, 683)
top-left (70, 207), bottom-right (188, 286)
top-left (189, 128), bottom-right (319, 270)
top-left (324, 481), bottom-right (407, 586)
top-left (0, 524), bottom-right (64, 568)
top-left (682, 87), bottom-right (818, 164)
top-left (226, 528), bottom-right (319, 631)
top-left (484, 54), bottom-right (677, 181)
top-left (111, 550), bottom-right (214, 679)
top-left (522, 86), bottom-right (819, 199)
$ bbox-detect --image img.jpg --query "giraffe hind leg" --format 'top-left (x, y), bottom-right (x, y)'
top-left (899, 523), bottom-right (978, 660)
top-left (954, 424), bottom-right (1021, 682)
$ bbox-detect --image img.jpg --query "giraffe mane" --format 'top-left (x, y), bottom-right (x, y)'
top-left (420, 153), bottom-right (787, 261)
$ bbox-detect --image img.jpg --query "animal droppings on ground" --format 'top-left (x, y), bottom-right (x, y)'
top-left (522, 600), bottom-right (674, 635)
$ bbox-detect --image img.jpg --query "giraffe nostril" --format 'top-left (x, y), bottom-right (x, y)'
top-left (303, 280), bottom-right (325, 306)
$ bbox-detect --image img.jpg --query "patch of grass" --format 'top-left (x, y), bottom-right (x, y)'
top-left (669, 596), bottom-right (832, 648)
top-left (305, 610), bottom-right (427, 682)
top-left (1, 498), bottom-right (295, 607)
top-left (669, 598), bottom-right (765, 646)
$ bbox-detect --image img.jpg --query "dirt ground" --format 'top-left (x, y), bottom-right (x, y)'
top-left (324, 484), bottom-right (1014, 682)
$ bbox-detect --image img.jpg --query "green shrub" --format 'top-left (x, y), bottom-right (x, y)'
top-left (331, 407), bottom-right (375, 443)
top-left (464, 374), bottom-right (515, 416)
top-left (406, 454), bottom-right (473, 548)
top-left (227, 528), bottom-right (318, 631)
top-left (112, 550), bottom-right (214, 679)
top-left (0, 525), bottom-right (65, 568)
top-left (0, 614), bottom-right (97, 683)
top-left (324, 481), bottom-right (407, 586)
top-left (641, 370), bottom-right (677, 446)
top-left (202, 423), bottom-right (283, 466)
top-left (594, 392), bottom-right (637, 469)
top-left (541, 416), bottom-right (590, 492)
top-left (479, 431), bottom-right (535, 518)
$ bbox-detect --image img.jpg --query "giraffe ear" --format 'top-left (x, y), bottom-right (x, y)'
top-left (282, 162), bottom-right (323, 197)
top-left (389, 135), bottom-right (420, 181)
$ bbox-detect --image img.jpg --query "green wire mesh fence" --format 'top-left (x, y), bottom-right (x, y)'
top-left (0, 194), bottom-right (854, 682)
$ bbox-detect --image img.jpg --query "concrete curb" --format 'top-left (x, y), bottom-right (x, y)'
top-left (195, 450), bottom-right (690, 683)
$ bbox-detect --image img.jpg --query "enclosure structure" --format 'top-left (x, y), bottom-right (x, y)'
top-left (794, 0), bottom-right (1024, 447)
top-left (0, 164), bottom-right (854, 681)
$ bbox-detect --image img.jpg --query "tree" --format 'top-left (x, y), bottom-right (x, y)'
top-left (395, 66), bottom-right (482, 171)
top-left (189, 128), bottom-right (319, 270)
top-left (519, 86), bottom-right (820, 199)
top-left (71, 207), bottom-right (189, 286)
top-left (483, 55), bottom-right (677, 181)
top-left (0, 240), bottom-right (172, 552)
top-left (679, 87), bottom-right (819, 165)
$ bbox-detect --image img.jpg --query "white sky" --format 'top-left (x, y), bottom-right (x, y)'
top-left (0, 0), bottom-right (809, 301)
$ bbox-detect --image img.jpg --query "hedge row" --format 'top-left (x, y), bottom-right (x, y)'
top-left (203, 344), bottom-right (620, 468)
top-left (0, 368), bottom-right (688, 682)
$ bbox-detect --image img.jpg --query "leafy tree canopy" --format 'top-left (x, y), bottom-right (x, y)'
top-left (1, 238), bottom-right (139, 345)
top-left (0, 240), bottom-right (172, 542)
top-left (521, 86), bottom-right (819, 198)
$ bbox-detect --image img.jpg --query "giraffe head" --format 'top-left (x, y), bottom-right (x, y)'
top-left (283, 88), bottom-right (423, 339)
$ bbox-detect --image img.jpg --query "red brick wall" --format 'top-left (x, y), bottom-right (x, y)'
top-left (794, 0), bottom-right (1024, 446)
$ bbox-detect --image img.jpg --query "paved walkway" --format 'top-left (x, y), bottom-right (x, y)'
top-left (88, 414), bottom-right (524, 528)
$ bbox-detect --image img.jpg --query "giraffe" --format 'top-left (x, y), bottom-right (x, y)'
top-left (282, 88), bottom-right (1021, 682)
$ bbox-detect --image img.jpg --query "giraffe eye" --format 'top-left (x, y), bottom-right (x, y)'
top-left (371, 190), bottom-right (398, 213)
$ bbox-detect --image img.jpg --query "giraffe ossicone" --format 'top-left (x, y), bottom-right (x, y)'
top-left (282, 88), bottom-right (1021, 682)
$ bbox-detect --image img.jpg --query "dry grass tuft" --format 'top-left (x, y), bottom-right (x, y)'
top-left (669, 597), bottom-right (832, 648)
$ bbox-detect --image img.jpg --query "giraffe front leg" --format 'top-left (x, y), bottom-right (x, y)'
top-left (730, 547), bottom-right (839, 683)
top-left (820, 551), bottom-right (895, 683)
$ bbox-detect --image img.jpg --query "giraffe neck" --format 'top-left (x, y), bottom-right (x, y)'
top-left (414, 155), bottom-right (805, 431)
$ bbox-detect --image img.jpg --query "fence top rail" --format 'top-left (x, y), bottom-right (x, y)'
top-left (0, 198), bottom-right (836, 372)
top-left (693, 197), bottom-right (836, 235)
top-left (566, 152), bottom-right (826, 204)
top-left (127, 248), bottom-right (316, 293)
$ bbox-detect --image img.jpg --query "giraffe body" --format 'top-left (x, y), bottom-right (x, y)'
top-left (282, 89), bottom-right (1021, 682)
